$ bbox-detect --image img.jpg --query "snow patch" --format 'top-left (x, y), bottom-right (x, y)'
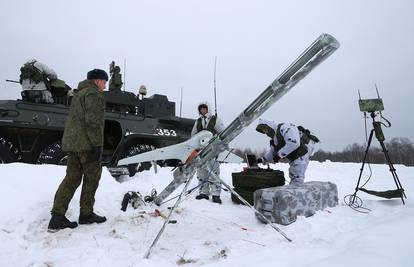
top-left (0, 162), bottom-right (412, 266)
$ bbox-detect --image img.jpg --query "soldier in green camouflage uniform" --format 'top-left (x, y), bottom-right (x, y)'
top-left (48, 69), bottom-right (108, 232)
top-left (108, 61), bottom-right (123, 91)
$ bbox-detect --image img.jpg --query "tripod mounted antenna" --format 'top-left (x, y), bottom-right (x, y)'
top-left (345, 88), bottom-right (407, 210)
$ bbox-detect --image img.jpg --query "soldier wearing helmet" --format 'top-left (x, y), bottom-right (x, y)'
top-left (19, 59), bottom-right (58, 104)
top-left (256, 119), bottom-right (319, 184)
top-left (191, 102), bottom-right (225, 204)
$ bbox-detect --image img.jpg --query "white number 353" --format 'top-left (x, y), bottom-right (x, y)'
top-left (155, 128), bottom-right (177, 137)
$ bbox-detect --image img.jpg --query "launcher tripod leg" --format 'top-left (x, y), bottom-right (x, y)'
top-left (207, 169), bottom-right (292, 242)
top-left (144, 169), bottom-right (196, 259)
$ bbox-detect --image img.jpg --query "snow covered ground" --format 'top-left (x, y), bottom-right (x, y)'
top-left (0, 161), bottom-right (413, 267)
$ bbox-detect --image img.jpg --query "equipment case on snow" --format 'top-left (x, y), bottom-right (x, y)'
top-left (231, 168), bottom-right (285, 205)
top-left (254, 181), bottom-right (338, 225)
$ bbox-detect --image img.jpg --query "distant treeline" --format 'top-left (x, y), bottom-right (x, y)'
top-left (311, 137), bottom-right (414, 166)
top-left (234, 137), bottom-right (414, 166)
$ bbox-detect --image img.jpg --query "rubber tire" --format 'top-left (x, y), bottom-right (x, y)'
top-left (231, 187), bottom-right (255, 206)
top-left (37, 142), bottom-right (68, 165)
top-left (232, 169), bottom-right (285, 189)
top-left (0, 137), bottom-right (19, 163)
top-left (123, 143), bottom-right (156, 176)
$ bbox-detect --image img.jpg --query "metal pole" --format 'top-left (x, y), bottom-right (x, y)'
top-left (214, 56), bottom-right (217, 116)
top-left (123, 58), bottom-right (126, 91)
top-left (144, 173), bottom-right (195, 259)
top-left (211, 172), bottom-right (292, 242)
top-left (180, 87), bottom-right (183, 118)
top-left (351, 128), bottom-right (375, 205)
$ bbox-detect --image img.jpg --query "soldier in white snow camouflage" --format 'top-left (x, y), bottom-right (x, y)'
top-left (19, 59), bottom-right (57, 104)
top-left (256, 119), bottom-right (318, 184)
top-left (191, 103), bottom-right (225, 204)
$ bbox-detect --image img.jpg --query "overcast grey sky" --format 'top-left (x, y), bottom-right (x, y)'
top-left (1, 0), bottom-right (413, 152)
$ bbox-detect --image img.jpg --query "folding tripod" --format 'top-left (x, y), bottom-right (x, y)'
top-left (351, 112), bottom-right (406, 205)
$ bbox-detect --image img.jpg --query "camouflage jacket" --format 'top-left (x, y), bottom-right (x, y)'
top-left (62, 80), bottom-right (105, 152)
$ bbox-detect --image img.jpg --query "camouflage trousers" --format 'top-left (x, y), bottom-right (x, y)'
top-left (197, 159), bottom-right (221, 196)
top-left (288, 140), bottom-right (316, 184)
top-left (51, 151), bottom-right (102, 217)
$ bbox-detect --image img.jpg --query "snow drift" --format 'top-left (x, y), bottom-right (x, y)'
top-left (0, 161), bottom-right (412, 267)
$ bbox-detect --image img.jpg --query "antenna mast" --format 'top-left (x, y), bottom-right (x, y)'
top-left (180, 87), bottom-right (183, 118)
top-left (213, 56), bottom-right (218, 116)
top-left (123, 58), bottom-right (126, 91)
top-left (375, 83), bottom-right (380, 98)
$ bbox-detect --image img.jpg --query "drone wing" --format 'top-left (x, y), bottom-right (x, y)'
top-left (217, 150), bottom-right (244, 163)
top-left (117, 131), bottom-right (213, 165)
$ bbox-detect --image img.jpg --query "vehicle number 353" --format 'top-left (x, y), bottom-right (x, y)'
top-left (155, 128), bottom-right (177, 137)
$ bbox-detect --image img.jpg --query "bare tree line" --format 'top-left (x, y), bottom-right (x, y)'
top-left (311, 137), bottom-right (414, 166)
top-left (234, 137), bottom-right (414, 166)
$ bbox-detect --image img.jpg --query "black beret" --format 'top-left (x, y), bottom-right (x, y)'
top-left (87, 69), bottom-right (108, 81)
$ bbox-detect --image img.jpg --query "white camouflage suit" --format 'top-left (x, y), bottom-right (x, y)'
top-left (260, 119), bottom-right (316, 184)
top-left (21, 59), bottom-right (57, 103)
top-left (191, 109), bottom-right (225, 196)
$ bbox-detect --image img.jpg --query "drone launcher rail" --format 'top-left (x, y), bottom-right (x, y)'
top-left (143, 34), bottom-right (340, 258)
top-left (196, 33), bottom-right (340, 166)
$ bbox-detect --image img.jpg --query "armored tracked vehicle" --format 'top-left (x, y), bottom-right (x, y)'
top-left (0, 70), bottom-right (194, 178)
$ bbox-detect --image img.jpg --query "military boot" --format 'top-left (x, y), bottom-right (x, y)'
top-left (195, 194), bottom-right (209, 200)
top-left (79, 212), bottom-right (107, 224)
top-left (212, 196), bottom-right (222, 204)
top-left (48, 213), bottom-right (78, 232)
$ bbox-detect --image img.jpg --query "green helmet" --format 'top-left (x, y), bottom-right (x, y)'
top-left (256, 119), bottom-right (276, 138)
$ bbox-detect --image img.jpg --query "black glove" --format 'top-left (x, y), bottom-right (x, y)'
top-left (269, 139), bottom-right (276, 147)
top-left (257, 157), bottom-right (265, 164)
top-left (91, 146), bottom-right (103, 162)
top-left (273, 154), bottom-right (281, 163)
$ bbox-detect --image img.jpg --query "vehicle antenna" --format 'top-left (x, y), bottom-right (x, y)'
top-left (180, 87), bottom-right (183, 118)
top-left (213, 56), bottom-right (218, 116)
top-left (123, 58), bottom-right (126, 91)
